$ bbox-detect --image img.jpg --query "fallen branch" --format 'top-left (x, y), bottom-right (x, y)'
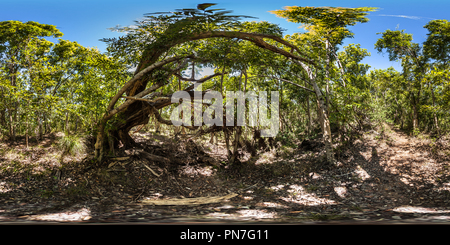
top-left (109, 156), bottom-right (131, 161)
top-left (142, 162), bottom-right (161, 177)
top-left (139, 151), bottom-right (170, 163)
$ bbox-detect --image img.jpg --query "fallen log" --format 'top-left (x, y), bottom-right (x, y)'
top-left (139, 151), bottom-right (170, 163)
top-left (109, 156), bottom-right (131, 161)
top-left (142, 162), bottom-right (161, 177)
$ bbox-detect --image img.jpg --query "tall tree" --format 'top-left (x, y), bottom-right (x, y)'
top-left (424, 19), bottom-right (450, 65)
top-left (375, 29), bottom-right (428, 131)
top-left (423, 19), bottom-right (450, 134)
top-left (270, 6), bottom-right (377, 163)
top-left (0, 21), bottom-right (62, 140)
top-left (367, 67), bottom-right (407, 130)
top-left (94, 5), bottom-right (316, 162)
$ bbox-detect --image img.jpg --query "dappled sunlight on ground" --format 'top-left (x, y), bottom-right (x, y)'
top-left (437, 182), bottom-right (450, 192)
top-left (334, 186), bottom-right (348, 198)
top-left (254, 150), bottom-right (277, 165)
top-left (0, 182), bottom-right (11, 193)
top-left (179, 165), bottom-right (215, 177)
top-left (206, 209), bottom-right (279, 220)
top-left (256, 202), bottom-right (288, 208)
top-left (142, 193), bottom-right (164, 201)
top-left (2, 125), bottom-right (450, 223)
top-left (279, 184), bottom-right (338, 206)
top-left (236, 209), bottom-right (278, 219)
top-left (393, 206), bottom-right (450, 214)
top-left (354, 165), bottom-right (371, 180)
top-left (270, 184), bottom-right (286, 191)
top-left (25, 208), bottom-right (91, 221)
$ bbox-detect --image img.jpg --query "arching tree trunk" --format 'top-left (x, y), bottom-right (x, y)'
top-left (112, 102), bottom-right (152, 148)
top-left (94, 29), bottom-right (317, 163)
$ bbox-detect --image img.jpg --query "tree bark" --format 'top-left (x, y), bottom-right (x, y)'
top-left (0, 87), bottom-right (6, 134)
top-left (178, 77), bottom-right (186, 136)
top-left (224, 128), bottom-right (232, 158)
top-left (306, 81), bottom-right (312, 136)
top-left (9, 107), bottom-right (15, 141)
top-left (230, 127), bottom-right (242, 164)
top-left (64, 111), bottom-right (70, 135)
top-left (0, 108), bottom-right (5, 136)
top-left (429, 83), bottom-right (440, 135)
top-left (94, 29), bottom-right (317, 163)
top-left (411, 94), bottom-right (419, 131)
top-left (295, 60), bottom-right (335, 164)
top-left (394, 96), bottom-right (403, 130)
top-left (325, 39), bottom-right (331, 117)
top-left (74, 116), bottom-right (79, 133)
top-left (25, 121), bottom-right (29, 149)
top-left (209, 131), bottom-right (215, 144)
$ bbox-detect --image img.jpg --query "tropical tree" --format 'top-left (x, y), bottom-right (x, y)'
top-left (0, 20), bottom-right (62, 141)
top-left (375, 29), bottom-right (428, 132)
top-left (269, 6), bottom-right (377, 163)
top-left (334, 43), bottom-right (371, 134)
top-left (0, 20), bottom-right (130, 145)
top-left (424, 19), bottom-right (450, 65)
top-left (367, 67), bottom-right (407, 130)
top-left (423, 19), bottom-right (450, 134)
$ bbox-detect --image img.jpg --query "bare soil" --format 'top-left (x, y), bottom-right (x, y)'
top-left (1, 125), bottom-right (450, 224)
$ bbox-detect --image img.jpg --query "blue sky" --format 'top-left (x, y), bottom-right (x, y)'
top-left (2, 0), bottom-right (449, 71)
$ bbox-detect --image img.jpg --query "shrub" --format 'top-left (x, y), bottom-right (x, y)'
top-left (58, 134), bottom-right (85, 162)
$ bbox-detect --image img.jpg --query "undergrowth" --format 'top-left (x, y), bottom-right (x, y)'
top-left (58, 134), bottom-right (85, 156)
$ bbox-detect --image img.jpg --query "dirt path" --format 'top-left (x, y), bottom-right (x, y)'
top-left (361, 127), bottom-right (447, 204)
top-left (330, 126), bottom-right (450, 214)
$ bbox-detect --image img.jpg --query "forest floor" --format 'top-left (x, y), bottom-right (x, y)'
top-left (1, 124), bottom-right (450, 224)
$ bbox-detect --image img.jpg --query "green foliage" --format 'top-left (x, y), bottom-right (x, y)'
top-left (0, 19), bottom-right (130, 142)
top-left (369, 20), bottom-right (450, 134)
top-left (1, 4), bottom-right (449, 169)
top-left (375, 29), bottom-right (423, 65)
top-left (270, 6), bottom-right (377, 28)
top-left (276, 131), bottom-right (297, 148)
top-left (102, 4), bottom-right (256, 68)
top-left (58, 134), bottom-right (85, 156)
top-left (423, 19), bottom-right (450, 64)
top-left (270, 6), bottom-right (377, 44)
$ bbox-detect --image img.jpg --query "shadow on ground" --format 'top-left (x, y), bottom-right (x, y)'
top-left (1, 127), bottom-right (450, 223)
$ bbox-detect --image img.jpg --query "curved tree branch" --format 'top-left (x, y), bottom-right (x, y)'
top-left (106, 54), bottom-right (195, 113)
top-left (257, 75), bottom-right (315, 93)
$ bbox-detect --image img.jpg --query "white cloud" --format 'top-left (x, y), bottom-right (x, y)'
top-left (378, 14), bottom-right (422, 20)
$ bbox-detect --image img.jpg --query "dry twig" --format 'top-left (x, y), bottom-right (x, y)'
top-left (142, 162), bottom-right (161, 177)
